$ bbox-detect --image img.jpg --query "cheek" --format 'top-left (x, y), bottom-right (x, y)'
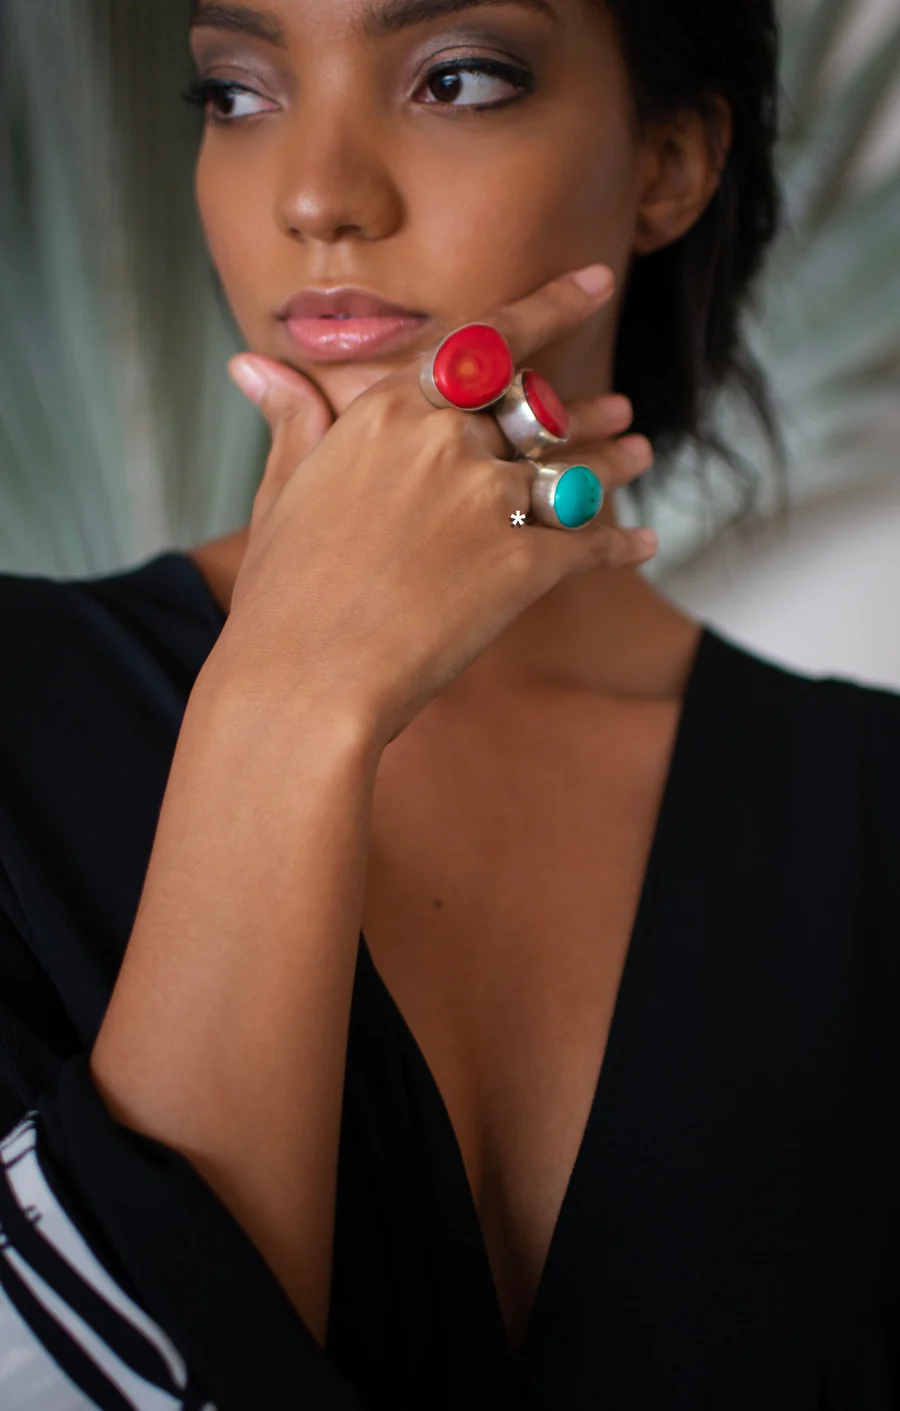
top-left (406, 111), bottom-right (640, 315)
top-left (195, 150), bottom-right (274, 340)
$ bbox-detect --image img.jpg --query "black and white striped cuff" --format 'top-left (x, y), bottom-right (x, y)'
top-left (0, 1113), bottom-right (213, 1410)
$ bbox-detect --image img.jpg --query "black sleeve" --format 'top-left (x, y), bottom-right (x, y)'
top-left (857, 684), bottom-right (900, 1263)
top-left (0, 897), bottom-right (368, 1410)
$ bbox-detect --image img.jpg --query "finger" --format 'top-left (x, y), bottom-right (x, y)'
top-left (562, 432), bottom-right (655, 492)
top-left (600, 525), bottom-right (659, 569)
top-left (228, 353), bottom-right (335, 506)
top-left (488, 264), bottom-right (616, 366)
top-left (229, 354), bottom-right (334, 446)
top-left (500, 456), bottom-right (657, 565)
top-left (553, 522), bottom-right (659, 574)
top-left (565, 393), bottom-right (634, 444)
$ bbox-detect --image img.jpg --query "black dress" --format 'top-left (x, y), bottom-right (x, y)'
top-left (0, 550), bottom-right (898, 1410)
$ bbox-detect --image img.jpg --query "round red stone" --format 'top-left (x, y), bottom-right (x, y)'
top-left (522, 369), bottom-right (569, 439)
top-left (432, 324), bottom-right (514, 410)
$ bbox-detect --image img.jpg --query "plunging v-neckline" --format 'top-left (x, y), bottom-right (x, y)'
top-left (358, 625), bottom-right (713, 1364)
top-left (173, 548), bottom-right (718, 1375)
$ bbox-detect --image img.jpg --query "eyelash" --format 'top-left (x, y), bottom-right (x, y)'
top-left (422, 58), bottom-right (535, 111)
top-left (182, 78), bottom-right (262, 122)
top-left (182, 59), bottom-right (535, 124)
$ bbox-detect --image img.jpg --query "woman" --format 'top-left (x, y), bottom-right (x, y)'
top-left (0, 0), bottom-right (897, 1407)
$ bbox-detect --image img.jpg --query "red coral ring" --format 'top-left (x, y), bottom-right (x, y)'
top-left (493, 369), bottom-right (571, 460)
top-left (419, 323), bottom-right (515, 412)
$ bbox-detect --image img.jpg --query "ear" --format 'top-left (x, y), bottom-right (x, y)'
top-left (633, 97), bottom-right (732, 256)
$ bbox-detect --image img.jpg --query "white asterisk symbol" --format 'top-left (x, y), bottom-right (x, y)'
top-left (510, 511), bottom-right (528, 527)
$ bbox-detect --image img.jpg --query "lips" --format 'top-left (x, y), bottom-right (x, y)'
top-left (279, 287), bottom-right (425, 321)
top-left (278, 286), bottom-right (432, 361)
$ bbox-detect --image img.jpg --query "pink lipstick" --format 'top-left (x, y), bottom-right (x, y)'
top-left (279, 287), bottom-right (431, 361)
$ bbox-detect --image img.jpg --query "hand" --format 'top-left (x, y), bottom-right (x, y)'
top-left (216, 265), bottom-right (658, 749)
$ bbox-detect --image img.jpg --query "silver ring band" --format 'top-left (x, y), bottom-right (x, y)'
top-left (493, 370), bottom-right (571, 461)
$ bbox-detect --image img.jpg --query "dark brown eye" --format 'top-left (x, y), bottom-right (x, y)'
top-left (428, 72), bottom-right (466, 102)
top-left (182, 79), bottom-right (275, 123)
top-left (419, 61), bottom-right (534, 110)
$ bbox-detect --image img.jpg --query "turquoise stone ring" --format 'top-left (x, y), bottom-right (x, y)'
top-left (553, 466), bottom-right (604, 528)
top-left (529, 461), bottom-right (604, 530)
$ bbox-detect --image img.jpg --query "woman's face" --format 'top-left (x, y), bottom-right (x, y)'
top-left (190, 0), bottom-right (654, 415)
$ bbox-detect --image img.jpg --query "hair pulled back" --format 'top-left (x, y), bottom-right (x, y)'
top-left (603, 0), bottom-right (781, 470)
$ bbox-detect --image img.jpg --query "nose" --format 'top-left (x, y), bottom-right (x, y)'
top-left (274, 103), bottom-right (404, 246)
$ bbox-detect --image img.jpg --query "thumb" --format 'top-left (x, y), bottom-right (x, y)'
top-left (228, 353), bottom-right (335, 517)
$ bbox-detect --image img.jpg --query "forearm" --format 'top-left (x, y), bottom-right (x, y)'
top-left (90, 659), bottom-right (382, 1346)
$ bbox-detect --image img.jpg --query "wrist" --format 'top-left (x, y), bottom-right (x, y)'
top-left (190, 642), bottom-right (386, 781)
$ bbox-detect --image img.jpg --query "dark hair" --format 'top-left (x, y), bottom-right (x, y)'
top-left (603, 0), bottom-right (782, 493)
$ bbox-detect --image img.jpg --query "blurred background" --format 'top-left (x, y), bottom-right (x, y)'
top-left (1, 0), bottom-right (898, 685)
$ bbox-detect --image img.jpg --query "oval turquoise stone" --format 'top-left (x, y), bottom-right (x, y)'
top-left (552, 465), bottom-right (604, 528)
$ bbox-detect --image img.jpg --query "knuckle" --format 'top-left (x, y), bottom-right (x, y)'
top-left (377, 378), bottom-right (414, 418)
top-left (492, 456), bottom-right (528, 511)
top-left (411, 409), bottom-right (479, 485)
top-left (275, 398), bottom-right (302, 428)
top-left (581, 522), bottom-right (615, 564)
top-left (507, 525), bottom-right (540, 574)
top-left (429, 409), bottom-right (469, 464)
top-left (361, 381), bottom-right (415, 440)
top-left (466, 455), bottom-right (507, 513)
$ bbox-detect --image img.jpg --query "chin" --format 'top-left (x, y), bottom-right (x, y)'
top-left (303, 360), bottom-right (406, 417)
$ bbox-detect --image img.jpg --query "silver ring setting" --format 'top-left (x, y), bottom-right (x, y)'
top-left (528, 461), bottom-right (604, 531)
top-left (494, 369), bottom-right (571, 460)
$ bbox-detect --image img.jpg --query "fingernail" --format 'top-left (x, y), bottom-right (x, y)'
top-left (619, 434), bottom-right (653, 460)
top-left (228, 358), bottom-right (268, 404)
top-left (634, 529), bottom-right (659, 553)
top-left (604, 395), bottom-right (632, 422)
top-left (571, 264), bottom-right (613, 296)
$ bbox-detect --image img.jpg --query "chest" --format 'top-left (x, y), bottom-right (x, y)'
top-left (360, 694), bottom-right (681, 1350)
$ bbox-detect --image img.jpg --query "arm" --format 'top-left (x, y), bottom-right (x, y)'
top-left (89, 668), bottom-right (381, 1349)
top-left (0, 782), bottom-right (371, 1409)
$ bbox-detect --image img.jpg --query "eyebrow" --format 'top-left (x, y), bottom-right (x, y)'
top-left (192, 4), bottom-right (287, 46)
top-left (191, 0), bottom-right (559, 47)
top-left (360, 0), bottom-right (559, 40)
